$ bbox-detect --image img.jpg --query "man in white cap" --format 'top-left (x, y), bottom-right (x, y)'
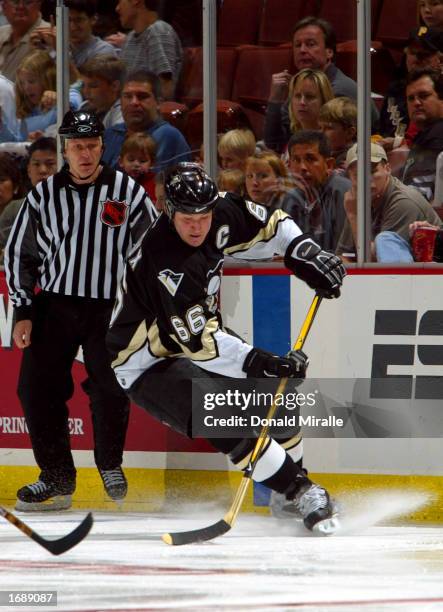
top-left (336, 142), bottom-right (441, 262)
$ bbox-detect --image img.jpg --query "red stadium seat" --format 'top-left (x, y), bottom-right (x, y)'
top-left (217, 0), bottom-right (264, 46)
top-left (375, 0), bottom-right (418, 47)
top-left (231, 45), bottom-right (294, 109)
top-left (177, 47), bottom-right (239, 108)
top-left (185, 100), bottom-right (253, 151)
top-left (317, 0), bottom-right (385, 42)
top-left (159, 102), bottom-right (189, 135)
top-left (258, 0), bottom-right (308, 46)
top-left (335, 40), bottom-right (397, 96)
top-left (317, 0), bottom-right (357, 42)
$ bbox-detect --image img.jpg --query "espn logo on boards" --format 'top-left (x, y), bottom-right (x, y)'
top-left (371, 310), bottom-right (443, 399)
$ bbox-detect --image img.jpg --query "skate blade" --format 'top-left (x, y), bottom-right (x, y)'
top-left (15, 495), bottom-right (72, 512)
top-left (311, 514), bottom-right (340, 536)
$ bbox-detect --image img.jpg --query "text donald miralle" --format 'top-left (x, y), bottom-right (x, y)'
top-left (192, 387), bottom-right (344, 437)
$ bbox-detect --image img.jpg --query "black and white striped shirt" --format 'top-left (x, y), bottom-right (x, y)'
top-left (5, 165), bottom-right (157, 321)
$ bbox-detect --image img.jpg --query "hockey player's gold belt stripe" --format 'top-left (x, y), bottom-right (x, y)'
top-left (112, 319), bottom-right (175, 368)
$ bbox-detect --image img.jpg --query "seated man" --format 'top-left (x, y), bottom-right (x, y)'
top-left (107, 162), bottom-right (346, 535)
top-left (264, 16), bottom-right (378, 153)
top-left (402, 67), bottom-right (443, 202)
top-left (0, 0), bottom-right (49, 82)
top-left (281, 130), bottom-right (350, 251)
top-left (102, 70), bottom-right (191, 172)
top-left (337, 142), bottom-right (442, 262)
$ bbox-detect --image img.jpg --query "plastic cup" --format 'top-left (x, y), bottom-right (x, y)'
top-left (411, 226), bottom-right (438, 262)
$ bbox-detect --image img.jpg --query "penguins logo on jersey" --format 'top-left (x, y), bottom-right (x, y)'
top-left (158, 269), bottom-right (184, 296)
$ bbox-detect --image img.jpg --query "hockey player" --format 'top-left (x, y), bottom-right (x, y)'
top-left (107, 162), bottom-right (346, 533)
top-left (5, 110), bottom-right (157, 511)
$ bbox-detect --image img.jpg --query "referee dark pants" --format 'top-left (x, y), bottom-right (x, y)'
top-left (17, 292), bottom-right (129, 485)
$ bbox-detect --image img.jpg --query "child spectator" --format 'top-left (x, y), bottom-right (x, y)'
top-left (218, 129), bottom-right (256, 172)
top-left (79, 54), bottom-right (125, 128)
top-left (15, 50), bottom-right (82, 140)
top-left (217, 168), bottom-right (245, 195)
top-left (418, 0), bottom-right (443, 30)
top-left (245, 151), bottom-right (289, 211)
top-left (118, 131), bottom-right (157, 202)
top-left (319, 97), bottom-right (357, 171)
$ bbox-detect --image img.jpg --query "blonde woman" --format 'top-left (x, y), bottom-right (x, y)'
top-left (244, 150), bottom-right (289, 211)
top-left (265, 69), bottom-right (334, 153)
top-left (15, 51), bottom-right (82, 140)
top-left (218, 129), bottom-right (256, 171)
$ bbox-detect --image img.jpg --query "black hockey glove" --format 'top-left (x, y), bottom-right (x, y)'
top-left (285, 235), bottom-right (346, 298)
top-left (243, 348), bottom-right (308, 378)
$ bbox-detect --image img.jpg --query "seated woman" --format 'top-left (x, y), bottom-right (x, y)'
top-left (264, 68), bottom-right (334, 154)
top-left (15, 51), bottom-right (82, 141)
top-left (244, 151), bottom-right (289, 211)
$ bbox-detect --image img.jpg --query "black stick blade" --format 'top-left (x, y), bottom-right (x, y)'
top-left (1, 506), bottom-right (93, 556)
top-left (31, 512), bottom-right (93, 555)
top-left (162, 519), bottom-right (231, 546)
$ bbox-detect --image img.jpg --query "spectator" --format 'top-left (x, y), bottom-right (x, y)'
top-left (30, 0), bottom-right (117, 68)
top-left (0, 137), bottom-right (57, 254)
top-left (15, 50), bottom-right (82, 140)
top-left (217, 168), bottom-right (245, 195)
top-left (102, 70), bottom-right (191, 171)
top-left (0, 151), bottom-right (25, 216)
top-left (265, 16), bottom-right (378, 152)
top-left (118, 131), bottom-right (157, 201)
top-left (79, 54), bottom-right (125, 128)
top-left (418, 0), bottom-right (443, 30)
top-left (379, 27), bottom-right (443, 144)
top-left (0, 0), bottom-right (50, 82)
top-left (245, 151), bottom-right (288, 211)
top-left (218, 129), bottom-right (256, 172)
top-left (0, 74), bottom-right (20, 140)
top-left (282, 130), bottom-right (349, 251)
top-left (265, 68), bottom-right (333, 153)
top-left (153, 170), bottom-right (165, 212)
top-left (107, 0), bottom-right (183, 100)
top-left (337, 142), bottom-right (441, 262)
top-left (319, 96), bottom-right (357, 171)
top-left (402, 67), bottom-right (443, 201)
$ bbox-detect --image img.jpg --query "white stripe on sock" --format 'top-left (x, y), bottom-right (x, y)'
top-left (253, 439), bottom-right (286, 482)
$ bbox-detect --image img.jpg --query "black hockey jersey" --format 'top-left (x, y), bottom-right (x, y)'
top-left (107, 193), bottom-right (303, 389)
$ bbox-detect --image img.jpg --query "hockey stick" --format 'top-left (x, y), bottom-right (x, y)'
top-left (162, 293), bottom-right (323, 545)
top-left (0, 505), bottom-right (93, 555)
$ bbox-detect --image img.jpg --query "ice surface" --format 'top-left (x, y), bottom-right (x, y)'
top-left (0, 491), bottom-right (442, 611)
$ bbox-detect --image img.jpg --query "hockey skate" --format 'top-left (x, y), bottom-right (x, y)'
top-left (16, 478), bottom-right (75, 512)
top-left (98, 467), bottom-right (128, 501)
top-left (292, 483), bottom-right (340, 535)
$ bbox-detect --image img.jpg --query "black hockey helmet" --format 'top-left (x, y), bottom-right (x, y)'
top-left (58, 110), bottom-right (104, 139)
top-left (164, 162), bottom-right (219, 219)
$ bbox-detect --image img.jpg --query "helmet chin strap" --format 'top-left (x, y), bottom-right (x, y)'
top-left (69, 164), bottom-right (101, 182)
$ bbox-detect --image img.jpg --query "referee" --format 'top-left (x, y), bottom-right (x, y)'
top-left (5, 110), bottom-right (157, 512)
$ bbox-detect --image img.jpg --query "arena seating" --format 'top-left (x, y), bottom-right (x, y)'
top-left (217, 0), bottom-right (264, 47)
top-left (375, 0), bottom-right (419, 47)
top-left (257, 0), bottom-right (317, 46)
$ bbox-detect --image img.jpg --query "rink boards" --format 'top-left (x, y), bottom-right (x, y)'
top-left (1, 267), bottom-right (443, 519)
